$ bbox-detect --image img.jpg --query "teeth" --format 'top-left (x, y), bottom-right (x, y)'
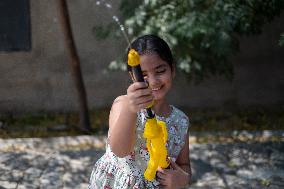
top-left (152, 87), bottom-right (161, 91)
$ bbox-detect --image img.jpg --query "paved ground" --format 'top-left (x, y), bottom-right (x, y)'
top-left (0, 131), bottom-right (283, 189)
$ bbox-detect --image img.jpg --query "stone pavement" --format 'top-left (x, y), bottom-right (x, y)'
top-left (0, 131), bottom-right (283, 189)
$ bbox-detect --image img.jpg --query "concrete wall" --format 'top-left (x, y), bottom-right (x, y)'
top-left (172, 12), bottom-right (284, 109)
top-left (0, 0), bottom-right (284, 113)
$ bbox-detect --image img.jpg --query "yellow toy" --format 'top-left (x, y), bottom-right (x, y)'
top-left (128, 49), bottom-right (170, 181)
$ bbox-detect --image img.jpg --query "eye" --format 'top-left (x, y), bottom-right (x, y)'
top-left (156, 69), bottom-right (166, 74)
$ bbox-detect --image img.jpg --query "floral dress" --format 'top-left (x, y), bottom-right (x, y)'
top-left (88, 105), bottom-right (189, 189)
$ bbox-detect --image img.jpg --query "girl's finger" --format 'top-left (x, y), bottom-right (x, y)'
top-left (133, 88), bottom-right (152, 98)
top-left (156, 171), bottom-right (166, 179)
top-left (169, 158), bottom-right (179, 170)
top-left (157, 167), bottom-right (166, 174)
top-left (157, 176), bottom-right (165, 184)
top-left (127, 82), bottom-right (147, 94)
top-left (132, 82), bottom-right (148, 90)
top-left (158, 167), bottom-right (171, 175)
top-left (139, 95), bottom-right (154, 103)
top-left (135, 96), bottom-right (154, 106)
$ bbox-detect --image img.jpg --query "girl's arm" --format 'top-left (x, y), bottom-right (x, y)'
top-left (175, 128), bottom-right (192, 182)
top-left (108, 95), bottom-right (137, 157)
top-left (108, 82), bottom-right (153, 157)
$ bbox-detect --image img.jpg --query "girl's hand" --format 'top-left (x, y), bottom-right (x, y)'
top-left (127, 82), bottom-right (154, 113)
top-left (157, 159), bottom-right (190, 189)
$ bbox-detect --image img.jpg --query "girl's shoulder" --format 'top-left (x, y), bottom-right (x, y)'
top-left (111, 95), bottom-right (129, 110)
top-left (171, 105), bottom-right (188, 118)
top-left (170, 105), bottom-right (190, 127)
top-left (113, 95), bottom-right (127, 104)
top-left (109, 95), bottom-right (128, 124)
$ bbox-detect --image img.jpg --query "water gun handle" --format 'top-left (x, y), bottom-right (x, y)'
top-left (131, 64), bottom-right (144, 82)
top-left (128, 49), bottom-right (154, 118)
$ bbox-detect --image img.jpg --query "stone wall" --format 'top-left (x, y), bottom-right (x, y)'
top-left (0, 0), bottom-right (283, 113)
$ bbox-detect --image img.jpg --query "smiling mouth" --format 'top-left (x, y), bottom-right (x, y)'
top-left (151, 86), bottom-right (162, 91)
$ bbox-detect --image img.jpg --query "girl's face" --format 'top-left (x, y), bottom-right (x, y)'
top-left (139, 53), bottom-right (175, 102)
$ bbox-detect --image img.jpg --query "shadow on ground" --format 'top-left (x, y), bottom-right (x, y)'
top-left (0, 135), bottom-right (283, 189)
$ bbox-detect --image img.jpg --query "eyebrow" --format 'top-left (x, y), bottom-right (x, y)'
top-left (155, 64), bottom-right (167, 70)
top-left (142, 64), bottom-right (168, 74)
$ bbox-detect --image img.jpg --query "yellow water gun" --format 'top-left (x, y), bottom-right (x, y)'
top-left (128, 49), bottom-right (170, 181)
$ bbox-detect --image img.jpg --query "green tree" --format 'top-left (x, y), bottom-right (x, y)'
top-left (96, 0), bottom-right (284, 80)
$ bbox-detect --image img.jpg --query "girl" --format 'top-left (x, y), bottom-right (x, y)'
top-left (89, 35), bottom-right (191, 189)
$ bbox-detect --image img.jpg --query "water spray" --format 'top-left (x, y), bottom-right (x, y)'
top-left (94, 0), bottom-right (131, 47)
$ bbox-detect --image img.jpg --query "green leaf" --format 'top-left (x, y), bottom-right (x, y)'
top-left (109, 0), bottom-right (284, 80)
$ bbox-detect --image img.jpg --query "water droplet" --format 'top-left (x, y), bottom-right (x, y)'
top-left (112, 16), bottom-right (119, 22)
top-left (105, 3), bottom-right (112, 9)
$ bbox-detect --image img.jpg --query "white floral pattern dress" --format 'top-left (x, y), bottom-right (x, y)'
top-left (88, 105), bottom-right (189, 189)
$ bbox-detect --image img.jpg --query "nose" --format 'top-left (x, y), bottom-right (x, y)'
top-left (146, 74), bottom-right (159, 88)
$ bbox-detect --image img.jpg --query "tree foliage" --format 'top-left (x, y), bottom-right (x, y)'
top-left (96, 0), bottom-right (284, 80)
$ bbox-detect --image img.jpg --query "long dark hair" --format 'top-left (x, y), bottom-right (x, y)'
top-left (127, 35), bottom-right (174, 72)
